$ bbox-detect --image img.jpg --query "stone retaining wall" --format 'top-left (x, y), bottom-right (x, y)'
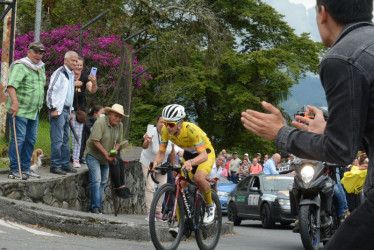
top-left (0, 160), bottom-right (146, 214)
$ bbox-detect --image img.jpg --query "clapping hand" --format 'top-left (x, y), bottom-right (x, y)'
top-left (292, 105), bottom-right (326, 135)
top-left (241, 101), bottom-right (286, 141)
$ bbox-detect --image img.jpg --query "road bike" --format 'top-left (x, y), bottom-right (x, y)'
top-left (148, 161), bottom-right (222, 250)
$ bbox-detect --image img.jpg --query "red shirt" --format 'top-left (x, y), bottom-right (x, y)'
top-left (225, 160), bottom-right (231, 171)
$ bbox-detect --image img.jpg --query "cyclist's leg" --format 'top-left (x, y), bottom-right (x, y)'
top-left (194, 152), bottom-right (216, 224)
top-left (194, 152), bottom-right (215, 205)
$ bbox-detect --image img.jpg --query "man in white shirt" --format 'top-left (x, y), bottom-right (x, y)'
top-left (207, 155), bottom-right (225, 192)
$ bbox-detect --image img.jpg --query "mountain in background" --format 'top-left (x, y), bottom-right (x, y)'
top-left (262, 1), bottom-right (327, 117)
top-left (280, 75), bottom-right (327, 117)
top-left (264, 0), bottom-right (320, 41)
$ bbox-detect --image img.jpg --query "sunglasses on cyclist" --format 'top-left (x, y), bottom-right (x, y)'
top-left (163, 119), bottom-right (181, 128)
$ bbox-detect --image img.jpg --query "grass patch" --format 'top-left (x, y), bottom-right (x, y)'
top-left (35, 118), bottom-right (52, 156)
top-left (0, 118), bottom-right (51, 168)
top-left (0, 118), bottom-right (132, 169)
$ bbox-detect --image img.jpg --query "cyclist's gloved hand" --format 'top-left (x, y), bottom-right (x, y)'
top-left (148, 162), bottom-right (155, 174)
top-left (182, 160), bottom-right (193, 172)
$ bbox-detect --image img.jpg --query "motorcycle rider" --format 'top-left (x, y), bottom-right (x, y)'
top-left (241, 0), bottom-right (374, 249)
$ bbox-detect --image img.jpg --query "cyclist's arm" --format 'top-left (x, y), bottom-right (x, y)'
top-left (183, 150), bottom-right (208, 171)
top-left (152, 150), bottom-right (166, 170)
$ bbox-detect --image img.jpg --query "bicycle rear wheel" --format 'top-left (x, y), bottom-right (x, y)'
top-left (149, 183), bottom-right (185, 250)
top-left (195, 190), bottom-right (222, 250)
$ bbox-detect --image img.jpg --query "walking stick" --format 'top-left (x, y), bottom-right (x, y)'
top-left (12, 116), bottom-right (24, 180)
top-left (109, 170), bottom-right (118, 216)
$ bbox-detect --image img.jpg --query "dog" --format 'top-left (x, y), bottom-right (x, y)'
top-left (30, 149), bottom-right (44, 171)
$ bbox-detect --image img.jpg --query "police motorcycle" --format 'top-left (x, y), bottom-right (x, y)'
top-left (289, 107), bottom-right (341, 250)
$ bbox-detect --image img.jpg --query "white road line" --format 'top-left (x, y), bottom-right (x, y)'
top-left (0, 220), bottom-right (61, 237)
top-left (0, 220), bottom-right (19, 230)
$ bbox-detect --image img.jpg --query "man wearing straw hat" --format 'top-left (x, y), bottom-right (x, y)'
top-left (84, 103), bottom-right (128, 214)
top-left (6, 42), bottom-right (46, 180)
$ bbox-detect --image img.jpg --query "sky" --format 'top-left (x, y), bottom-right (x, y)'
top-left (263, 0), bottom-right (320, 41)
top-left (289, 0), bottom-right (316, 9)
top-left (262, 0), bottom-right (327, 115)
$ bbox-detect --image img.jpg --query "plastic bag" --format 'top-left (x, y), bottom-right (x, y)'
top-left (341, 167), bottom-right (367, 194)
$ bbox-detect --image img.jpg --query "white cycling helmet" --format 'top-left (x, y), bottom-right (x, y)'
top-left (162, 104), bottom-right (186, 121)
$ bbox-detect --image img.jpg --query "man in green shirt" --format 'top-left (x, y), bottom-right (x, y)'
top-left (84, 103), bottom-right (127, 214)
top-left (6, 42), bottom-right (46, 180)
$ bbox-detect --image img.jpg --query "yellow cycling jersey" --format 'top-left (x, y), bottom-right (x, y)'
top-left (159, 121), bottom-right (214, 154)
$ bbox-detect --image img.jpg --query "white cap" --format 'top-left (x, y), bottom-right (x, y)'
top-left (244, 153), bottom-right (249, 156)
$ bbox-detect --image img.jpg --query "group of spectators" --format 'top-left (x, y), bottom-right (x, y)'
top-left (201, 149), bottom-right (299, 186)
top-left (6, 42), bottom-right (133, 214)
top-left (211, 150), bottom-right (269, 184)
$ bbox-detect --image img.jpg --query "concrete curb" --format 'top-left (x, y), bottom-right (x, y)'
top-left (0, 195), bottom-right (150, 240)
top-left (0, 195), bottom-right (233, 241)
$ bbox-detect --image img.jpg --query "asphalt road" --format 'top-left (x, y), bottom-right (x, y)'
top-left (0, 216), bottom-right (305, 250)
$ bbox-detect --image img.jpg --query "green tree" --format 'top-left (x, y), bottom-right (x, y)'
top-left (130, 0), bottom-right (323, 155)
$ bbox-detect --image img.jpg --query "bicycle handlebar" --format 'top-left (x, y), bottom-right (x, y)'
top-left (147, 161), bottom-right (191, 184)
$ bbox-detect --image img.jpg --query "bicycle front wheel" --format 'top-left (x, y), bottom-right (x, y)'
top-left (195, 190), bottom-right (222, 250)
top-left (149, 183), bottom-right (185, 250)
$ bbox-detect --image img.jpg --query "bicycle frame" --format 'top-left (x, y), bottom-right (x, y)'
top-left (171, 172), bottom-right (205, 225)
top-left (148, 161), bottom-right (223, 250)
top-left (149, 162), bottom-right (205, 228)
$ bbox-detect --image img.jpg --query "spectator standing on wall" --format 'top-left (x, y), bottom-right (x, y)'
top-left (6, 42), bottom-right (46, 180)
top-left (71, 56), bottom-right (97, 167)
top-left (47, 51), bottom-right (78, 175)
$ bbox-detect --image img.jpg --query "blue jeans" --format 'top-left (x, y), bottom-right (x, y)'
top-left (333, 184), bottom-right (346, 217)
top-left (8, 113), bottom-right (39, 172)
top-left (230, 171), bottom-right (238, 184)
top-left (49, 109), bottom-right (70, 169)
top-left (86, 154), bottom-right (109, 209)
top-left (336, 167), bottom-right (349, 210)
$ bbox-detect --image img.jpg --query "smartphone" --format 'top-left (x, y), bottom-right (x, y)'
top-left (146, 124), bottom-right (154, 137)
top-left (90, 67), bottom-right (98, 77)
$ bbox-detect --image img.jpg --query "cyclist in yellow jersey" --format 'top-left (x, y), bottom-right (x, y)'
top-left (151, 104), bottom-right (216, 225)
